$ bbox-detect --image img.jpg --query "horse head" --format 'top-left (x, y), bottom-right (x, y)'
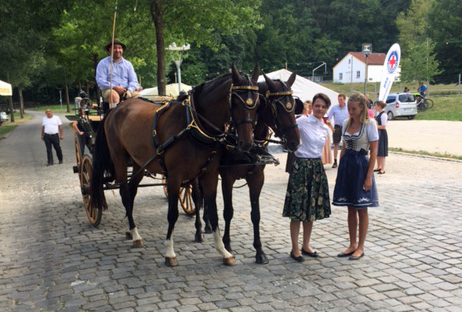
top-left (258, 72), bottom-right (300, 152)
top-left (229, 63), bottom-right (260, 152)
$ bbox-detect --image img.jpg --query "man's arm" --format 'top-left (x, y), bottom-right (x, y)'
top-left (95, 58), bottom-right (111, 91)
top-left (126, 62), bottom-right (139, 93)
top-left (59, 125), bottom-right (63, 140)
top-left (41, 125), bottom-right (45, 140)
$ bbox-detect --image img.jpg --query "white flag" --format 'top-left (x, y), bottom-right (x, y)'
top-left (378, 43), bottom-right (401, 102)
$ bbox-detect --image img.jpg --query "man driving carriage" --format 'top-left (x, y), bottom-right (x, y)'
top-left (96, 39), bottom-right (139, 109)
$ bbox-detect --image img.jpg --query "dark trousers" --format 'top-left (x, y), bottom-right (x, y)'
top-left (44, 133), bottom-right (63, 164)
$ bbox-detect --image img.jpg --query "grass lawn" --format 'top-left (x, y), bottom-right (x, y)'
top-left (0, 112), bottom-right (33, 138)
top-left (321, 82), bottom-right (462, 121)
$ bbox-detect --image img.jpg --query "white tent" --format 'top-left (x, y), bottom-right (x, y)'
top-left (258, 69), bottom-right (340, 105)
top-left (140, 83), bottom-right (192, 100)
top-left (0, 80), bottom-right (12, 96)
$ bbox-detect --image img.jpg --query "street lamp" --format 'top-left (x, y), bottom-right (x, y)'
top-left (167, 43), bottom-right (191, 94)
top-left (312, 62), bottom-right (327, 82)
top-left (362, 43), bottom-right (372, 94)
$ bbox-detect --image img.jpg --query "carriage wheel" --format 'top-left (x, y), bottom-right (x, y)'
top-left (162, 176), bottom-right (196, 215)
top-left (74, 134), bottom-right (82, 181)
top-left (179, 184), bottom-right (196, 215)
top-left (80, 154), bottom-right (105, 227)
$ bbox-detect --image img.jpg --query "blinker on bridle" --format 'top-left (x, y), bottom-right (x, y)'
top-left (231, 85), bottom-right (259, 109)
top-left (265, 90), bottom-right (294, 111)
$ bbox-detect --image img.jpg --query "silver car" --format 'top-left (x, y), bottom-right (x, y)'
top-left (0, 111), bottom-right (7, 124)
top-left (385, 92), bottom-right (418, 120)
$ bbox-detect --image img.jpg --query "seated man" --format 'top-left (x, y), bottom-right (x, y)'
top-left (96, 39), bottom-right (139, 109)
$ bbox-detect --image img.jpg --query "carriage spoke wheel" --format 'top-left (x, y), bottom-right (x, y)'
top-left (179, 184), bottom-right (196, 215)
top-left (80, 154), bottom-right (105, 227)
top-left (74, 134), bottom-right (82, 182)
top-left (162, 176), bottom-right (196, 215)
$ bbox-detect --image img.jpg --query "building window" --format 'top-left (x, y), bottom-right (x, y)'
top-left (356, 71), bottom-right (360, 78)
top-left (339, 73), bottom-right (343, 80)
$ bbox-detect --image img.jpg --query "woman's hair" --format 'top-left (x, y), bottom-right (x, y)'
top-left (375, 100), bottom-right (386, 109)
top-left (347, 92), bottom-right (368, 124)
top-left (312, 93), bottom-right (331, 108)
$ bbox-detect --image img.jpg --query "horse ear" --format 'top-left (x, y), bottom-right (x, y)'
top-left (264, 74), bottom-right (277, 90)
top-left (251, 64), bottom-right (260, 83)
top-left (231, 63), bottom-right (241, 83)
top-left (286, 72), bottom-right (297, 88)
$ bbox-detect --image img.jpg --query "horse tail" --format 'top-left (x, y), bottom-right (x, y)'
top-left (91, 111), bottom-right (114, 209)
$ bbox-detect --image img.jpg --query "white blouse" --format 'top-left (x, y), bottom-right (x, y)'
top-left (294, 115), bottom-right (329, 158)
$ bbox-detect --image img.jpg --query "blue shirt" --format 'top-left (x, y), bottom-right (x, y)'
top-left (96, 56), bottom-right (139, 92)
top-left (328, 104), bottom-right (349, 126)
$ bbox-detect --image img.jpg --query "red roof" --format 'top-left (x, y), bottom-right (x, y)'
top-left (349, 52), bottom-right (386, 65)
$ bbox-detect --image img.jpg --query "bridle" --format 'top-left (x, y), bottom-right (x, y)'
top-left (263, 84), bottom-right (298, 139)
top-left (229, 76), bottom-right (260, 128)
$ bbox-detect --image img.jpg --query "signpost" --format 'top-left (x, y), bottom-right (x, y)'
top-left (362, 43), bottom-right (372, 94)
top-left (167, 43), bottom-right (191, 95)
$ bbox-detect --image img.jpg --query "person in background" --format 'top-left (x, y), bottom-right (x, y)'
top-left (302, 100), bottom-right (312, 116)
top-left (327, 94), bottom-right (348, 168)
top-left (374, 101), bottom-right (388, 174)
top-left (96, 39), bottom-right (139, 109)
top-left (418, 82), bottom-right (427, 96)
top-left (41, 109), bottom-right (63, 166)
top-left (283, 93), bottom-right (332, 262)
top-left (404, 87), bottom-right (409, 92)
top-left (332, 93), bottom-right (379, 261)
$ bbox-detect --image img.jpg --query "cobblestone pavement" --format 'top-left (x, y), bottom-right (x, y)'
top-left (1, 113), bottom-right (462, 311)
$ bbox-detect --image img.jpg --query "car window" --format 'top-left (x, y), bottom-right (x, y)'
top-left (386, 96), bottom-right (395, 104)
top-left (399, 93), bottom-right (415, 102)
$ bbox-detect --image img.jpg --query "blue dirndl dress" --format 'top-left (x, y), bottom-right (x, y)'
top-left (332, 120), bottom-right (379, 208)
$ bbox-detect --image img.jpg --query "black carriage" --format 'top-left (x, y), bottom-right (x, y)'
top-left (72, 94), bottom-right (196, 227)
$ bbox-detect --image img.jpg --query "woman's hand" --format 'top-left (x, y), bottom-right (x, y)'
top-left (363, 176), bottom-right (372, 191)
top-left (79, 131), bottom-right (84, 136)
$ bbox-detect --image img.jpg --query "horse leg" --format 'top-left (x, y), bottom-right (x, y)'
top-left (247, 169), bottom-right (268, 264)
top-left (165, 176), bottom-right (181, 267)
top-left (200, 171), bottom-right (235, 266)
top-left (124, 163), bottom-right (144, 247)
top-left (192, 178), bottom-right (203, 242)
top-left (221, 174), bottom-right (236, 253)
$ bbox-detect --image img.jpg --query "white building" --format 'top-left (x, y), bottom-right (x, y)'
top-left (333, 52), bottom-right (400, 84)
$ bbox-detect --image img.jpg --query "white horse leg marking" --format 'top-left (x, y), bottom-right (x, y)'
top-left (165, 238), bottom-right (176, 258)
top-left (213, 228), bottom-right (233, 259)
top-left (131, 227), bottom-right (142, 242)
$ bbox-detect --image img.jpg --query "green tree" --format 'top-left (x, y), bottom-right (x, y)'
top-left (428, 0), bottom-right (462, 75)
top-left (396, 0), bottom-right (441, 83)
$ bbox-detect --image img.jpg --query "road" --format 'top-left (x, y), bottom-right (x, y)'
top-left (1, 112), bottom-right (462, 311)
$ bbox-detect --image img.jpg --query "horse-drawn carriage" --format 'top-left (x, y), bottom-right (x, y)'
top-left (72, 64), bottom-right (301, 266)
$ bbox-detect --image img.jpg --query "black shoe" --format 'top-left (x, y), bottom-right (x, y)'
top-left (337, 250), bottom-right (355, 257)
top-left (301, 249), bottom-right (319, 258)
top-left (332, 160), bottom-right (337, 168)
top-left (349, 252), bottom-right (365, 260)
top-left (59, 161), bottom-right (63, 164)
top-left (290, 251), bottom-right (304, 262)
top-left (47, 163), bottom-right (53, 166)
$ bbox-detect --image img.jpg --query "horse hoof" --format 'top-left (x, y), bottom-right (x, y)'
top-left (195, 234), bottom-right (203, 243)
top-left (132, 240), bottom-right (143, 248)
top-left (223, 257), bottom-right (236, 266)
top-left (126, 232), bottom-right (133, 239)
top-left (204, 226), bottom-right (212, 234)
top-left (256, 254), bottom-right (269, 265)
top-left (165, 257), bottom-right (178, 267)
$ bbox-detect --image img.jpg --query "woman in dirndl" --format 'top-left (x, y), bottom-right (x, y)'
top-left (374, 101), bottom-right (388, 174)
top-left (332, 93), bottom-right (379, 260)
top-left (283, 93), bottom-right (331, 262)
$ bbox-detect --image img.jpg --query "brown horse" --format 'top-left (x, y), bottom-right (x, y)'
top-left (195, 73), bottom-right (301, 264)
top-left (91, 64), bottom-right (260, 266)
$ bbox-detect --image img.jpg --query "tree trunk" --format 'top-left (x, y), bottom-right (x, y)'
top-left (65, 84), bottom-right (70, 113)
top-left (18, 87), bottom-right (24, 118)
top-left (150, 0), bottom-right (166, 95)
top-left (8, 96), bottom-right (14, 122)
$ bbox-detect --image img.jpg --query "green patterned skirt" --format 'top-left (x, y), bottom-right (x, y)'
top-left (283, 157), bottom-right (331, 222)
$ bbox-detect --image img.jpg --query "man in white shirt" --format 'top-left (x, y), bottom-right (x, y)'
top-left (327, 94), bottom-right (348, 168)
top-left (41, 109), bottom-right (63, 166)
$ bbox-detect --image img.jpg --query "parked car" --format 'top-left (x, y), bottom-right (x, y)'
top-left (385, 92), bottom-right (418, 120)
top-left (0, 111), bottom-right (8, 124)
